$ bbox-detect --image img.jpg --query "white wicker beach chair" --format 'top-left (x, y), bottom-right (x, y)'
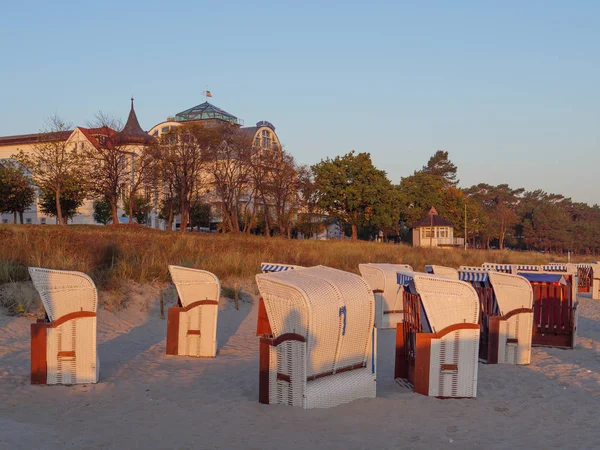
top-left (486, 272), bottom-right (533, 365)
top-left (592, 264), bottom-right (600, 300)
top-left (260, 262), bottom-right (303, 273)
top-left (358, 263), bottom-right (413, 329)
top-left (29, 267), bottom-right (99, 385)
top-left (425, 265), bottom-right (459, 279)
top-left (395, 273), bottom-right (480, 398)
top-left (481, 263), bottom-right (514, 273)
top-left (256, 266), bottom-right (376, 409)
top-left (166, 265), bottom-right (220, 358)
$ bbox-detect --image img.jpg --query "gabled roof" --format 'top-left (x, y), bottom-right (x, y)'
top-left (77, 126), bottom-right (117, 150)
top-left (175, 101), bottom-right (241, 125)
top-left (112, 99), bottom-right (152, 145)
top-left (411, 206), bottom-right (454, 228)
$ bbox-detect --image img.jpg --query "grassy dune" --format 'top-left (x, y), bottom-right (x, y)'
top-left (0, 225), bottom-right (593, 288)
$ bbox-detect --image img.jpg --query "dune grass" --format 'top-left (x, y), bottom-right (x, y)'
top-left (0, 224), bottom-right (593, 290)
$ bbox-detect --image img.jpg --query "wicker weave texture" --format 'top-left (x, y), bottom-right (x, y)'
top-left (168, 266), bottom-right (220, 357)
top-left (46, 317), bottom-right (98, 384)
top-left (29, 267), bottom-right (99, 384)
top-left (428, 328), bottom-right (479, 398)
top-left (488, 272), bottom-right (533, 314)
top-left (498, 312), bottom-right (533, 365)
top-left (358, 264), bottom-right (410, 328)
top-left (256, 266), bottom-right (376, 409)
top-left (593, 265), bottom-right (600, 300)
top-left (412, 275), bottom-right (479, 332)
top-left (28, 267), bottom-right (98, 321)
top-left (426, 265), bottom-right (459, 279)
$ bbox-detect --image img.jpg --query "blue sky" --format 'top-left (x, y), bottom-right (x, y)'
top-left (1, 1), bottom-right (599, 204)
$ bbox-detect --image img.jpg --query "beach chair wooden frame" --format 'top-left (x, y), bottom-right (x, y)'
top-left (166, 265), bottom-right (220, 358)
top-left (29, 267), bottom-right (99, 385)
top-left (459, 268), bottom-right (533, 365)
top-left (256, 266), bottom-right (376, 409)
top-left (394, 272), bottom-right (480, 398)
top-left (516, 266), bottom-right (578, 348)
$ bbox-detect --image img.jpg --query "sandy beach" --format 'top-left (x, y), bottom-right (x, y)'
top-left (1, 283), bottom-right (598, 450)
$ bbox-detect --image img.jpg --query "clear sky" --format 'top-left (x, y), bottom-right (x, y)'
top-left (1, 1), bottom-right (598, 204)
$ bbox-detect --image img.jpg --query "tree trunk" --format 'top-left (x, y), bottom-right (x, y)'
top-left (351, 224), bottom-right (358, 240)
top-left (110, 199), bottom-right (119, 226)
top-left (264, 207), bottom-right (271, 237)
top-left (180, 197), bottom-right (188, 233)
top-left (128, 192), bottom-right (134, 224)
top-left (167, 203), bottom-right (173, 231)
top-left (55, 189), bottom-right (63, 225)
top-left (19, 212), bottom-right (24, 224)
top-left (13, 211), bottom-right (17, 224)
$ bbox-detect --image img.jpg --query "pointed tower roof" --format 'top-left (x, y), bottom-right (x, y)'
top-left (113, 98), bottom-right (152, 145)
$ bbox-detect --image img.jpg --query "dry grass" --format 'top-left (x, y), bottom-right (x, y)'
top-left (0, 225), bottom-right (594, 293)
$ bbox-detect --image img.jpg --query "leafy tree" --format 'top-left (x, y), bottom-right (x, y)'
top-left (38, 174), bottom-right (86, 223)
top-left (15, 116), bottom-right (83, 225)
top-left (397, 172), bottom-right (446, 226)
top-left (312, 151), bottom-right (398, 240)
top-left (93, 198), bottom-right (112, 225)
top-left (189, 201), bottom-right (211, 230)
top-left (421, 150), bottom-right (458, 186)
top-left (0, 160), bottom-right (35, 223)
top-left (464, 183), bottom-right (524, 249)
top-left (123, 194), bottom-right (152, 225)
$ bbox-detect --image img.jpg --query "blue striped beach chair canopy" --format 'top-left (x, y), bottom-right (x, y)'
top-left (481, 263), bottom-right (513, 273)
top-left (260, 263), bottom-right (303, 273)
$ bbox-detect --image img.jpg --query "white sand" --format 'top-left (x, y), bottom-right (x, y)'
top-left (1, 284), bottom-right (598, 450)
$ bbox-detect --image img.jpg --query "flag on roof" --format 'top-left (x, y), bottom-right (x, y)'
top-left (206, 90), bottom-right (212, 98)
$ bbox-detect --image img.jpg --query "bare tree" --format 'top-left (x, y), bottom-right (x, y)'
top-left (159, 124), bottom-right (219, 233)
top-left (125, 144), bottom-right (159, 224)
top-left (256, 149), bottom-right (300, 238)
top-left (14, 115), bottom-right (81, 225)
top-left (81, 114), bottom-right (128, 225)
top-left (205, 130), bottom-right (253, 233)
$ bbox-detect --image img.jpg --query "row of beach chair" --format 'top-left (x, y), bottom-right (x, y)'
top-left (24, 260), bottom-right (597, 409)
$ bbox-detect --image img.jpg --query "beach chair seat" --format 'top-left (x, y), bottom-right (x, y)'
top-left (256, 266), bottom-right (376, 409)
top-left (166, 266), bottom-right (220, 358)
top-left (395, 271), bottom-right (480, 398)
top-left (358, 263), bottom-right (413, 329)
top-left (29, 267), bottom-right (99, 385)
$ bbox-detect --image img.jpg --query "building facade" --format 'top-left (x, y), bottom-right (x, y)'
top-left (411, 206), bottom-right (464, 248)
top-left (0, 99), bottom-right (282, 229)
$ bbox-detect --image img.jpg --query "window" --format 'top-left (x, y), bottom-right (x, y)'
top-left (421, 227), bottom-right (434, 238)
top-left (261, 129), bottom-right (271, 149)
top-left (162, 126), bottom-right (170, 133)
top-left (2, 219), bottom-right (7, 224)
top-left (40, 218), bottom-right (46, 225)
top-left (26, 218), bottom-right (32, 224)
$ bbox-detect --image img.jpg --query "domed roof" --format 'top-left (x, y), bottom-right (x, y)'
top-left (112, 98), bottom-right (152, 146)
top-left (175, 101), bottom-right (242, 125)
